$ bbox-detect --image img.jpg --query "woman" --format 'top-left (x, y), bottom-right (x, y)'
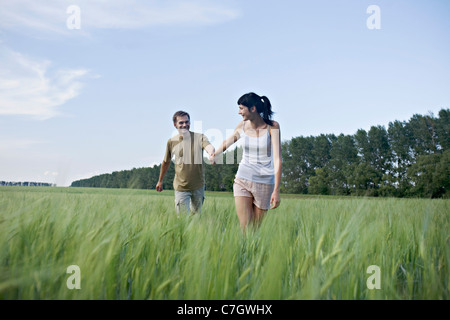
top-left (212, 92), bottom-right (281, 231)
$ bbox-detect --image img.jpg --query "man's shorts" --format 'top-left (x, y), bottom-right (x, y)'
top-left (233, 178), bottom-right (274, 210)
top-left (174, 186), bottom-right (205, 214)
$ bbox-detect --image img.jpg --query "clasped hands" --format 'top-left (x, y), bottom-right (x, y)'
top-left (209, 152), bottom-right (217, 165)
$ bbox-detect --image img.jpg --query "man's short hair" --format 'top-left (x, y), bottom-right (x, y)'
top-left (173, 111), bottom-right (190, 124)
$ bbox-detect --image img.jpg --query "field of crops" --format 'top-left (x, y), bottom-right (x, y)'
top-left (0, 186), bottom-right (448, 300)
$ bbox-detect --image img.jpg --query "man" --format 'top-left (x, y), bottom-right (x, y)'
top-left (156, 111), bottom-right (215, 214)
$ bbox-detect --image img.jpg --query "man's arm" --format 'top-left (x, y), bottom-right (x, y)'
top-left (156, 161), bottom-right (170, 192)
top-left (157, 140), bottom-right (172, 192)
top-left (204, 144), bottom-right (215, 163)
top-left (200, 133), bottom-right (216, 164)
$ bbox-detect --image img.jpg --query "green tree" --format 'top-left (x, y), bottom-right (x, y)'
top-left (354, 126), bottom-right (392, 193)
top-left (347, 162), bottom-right (381, 196)
top-left (387, 120), bottom-right (414, 196)
top-left (310, 134), bottom-right (334, 169)
top-left (407, 150), bottom-right (450, 198)
top-left (328, 134), bottom-right (358, 195)
top-left (407, 113), bottom-right (438, 157)
top-left (309, 167), bottom-right (331, 195)
top-left (436, 109), bottom-right (450, 151)
top-left (281, 136), bottom-right (315, 194)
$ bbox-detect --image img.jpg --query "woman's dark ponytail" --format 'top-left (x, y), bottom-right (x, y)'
top-left (260, 96), bottom-right (274, 126)
top-left (237, 92), bottom-right (274, 126)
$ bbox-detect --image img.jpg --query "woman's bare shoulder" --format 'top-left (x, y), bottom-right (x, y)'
top-left (271, 120), bottom-right (280, 129)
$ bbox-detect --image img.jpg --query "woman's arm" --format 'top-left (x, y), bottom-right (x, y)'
top-left (210, 122), bottom-right (243, 163)
top-left (270, 121), bottom-right (282, 209)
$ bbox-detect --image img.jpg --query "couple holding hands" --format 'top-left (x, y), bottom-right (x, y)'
top-left (156, 92), bottom-right (281, 231)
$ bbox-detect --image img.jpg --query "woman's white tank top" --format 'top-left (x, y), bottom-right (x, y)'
top-left (235, 121), bottom-right (275, 184)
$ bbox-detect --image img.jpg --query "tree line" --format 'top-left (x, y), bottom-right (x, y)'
top-left (71, 109), bottom-right (449, 198)
top-left (0, 181), bottom-right (56, 187)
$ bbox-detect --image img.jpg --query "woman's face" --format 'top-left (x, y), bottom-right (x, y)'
top-left (238, 104), bottom-right (254, 120)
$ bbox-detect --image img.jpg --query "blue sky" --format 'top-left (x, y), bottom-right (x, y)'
top-left (1, 0), bottom-right (449, 186)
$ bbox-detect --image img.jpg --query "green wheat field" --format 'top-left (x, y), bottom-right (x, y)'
top-left (0, 186), bottom-right (448, 300)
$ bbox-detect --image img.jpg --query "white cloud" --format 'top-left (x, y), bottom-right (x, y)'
top-left (44, 171), bottom-right (59, 177)
top-left (0, 47), bottom-right (90, 119)
top-left (0, 137), bottom-right (48, 151)
top-left (0, 0), bottom-right (240, 34)
top-left (0, 0), bottom-right (67, 34)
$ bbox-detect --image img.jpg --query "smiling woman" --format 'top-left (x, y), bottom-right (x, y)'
top-left (211, 93), bottom-right (282, 231)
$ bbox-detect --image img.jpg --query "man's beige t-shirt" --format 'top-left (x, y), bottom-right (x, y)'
top-left (164, 131), bottom-right (211, 191)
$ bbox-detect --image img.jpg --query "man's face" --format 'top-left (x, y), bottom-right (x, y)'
top-left (174, 115), bottom-right (190, 134)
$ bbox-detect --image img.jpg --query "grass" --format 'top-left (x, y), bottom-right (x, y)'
top-left (0, 186), bottom-right (448, 299)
